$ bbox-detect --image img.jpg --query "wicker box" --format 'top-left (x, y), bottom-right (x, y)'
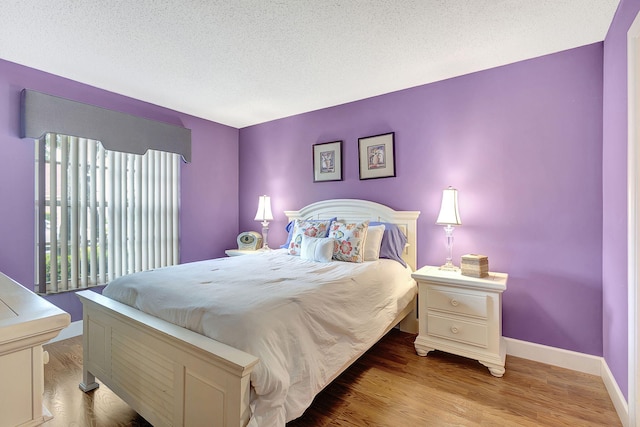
top-left (461, 254), bottom-right (489, 278)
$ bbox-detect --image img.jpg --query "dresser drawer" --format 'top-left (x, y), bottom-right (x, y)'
top-left (426, 287), bottom-right (488, 318)
top-left (427, 313), bottom-right (488, 348)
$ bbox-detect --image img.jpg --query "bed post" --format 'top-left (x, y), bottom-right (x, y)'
top-left (79, 293), bottom-right (100, 393)
top-left (399, 301), bottom-right (418, 333)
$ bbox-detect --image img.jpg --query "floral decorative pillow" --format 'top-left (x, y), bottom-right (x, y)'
top-left (329, 220), bottom-right (370, 263)
top-left (281, 217), bottom-right (337, 249)
top-left (288, 219), bottom-right (333, 256)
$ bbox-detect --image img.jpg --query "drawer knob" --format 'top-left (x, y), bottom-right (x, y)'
top-left (450, 326), bottom-right (459, 334)
top-left (450, 299), bottom-right (459, 307)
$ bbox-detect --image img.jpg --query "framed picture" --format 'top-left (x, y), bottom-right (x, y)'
top-left (313, 140), bottom-right (343, 182)
top-left (358, 132), bottom-right (395, 180)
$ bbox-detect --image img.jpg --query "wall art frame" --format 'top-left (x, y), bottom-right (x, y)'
top-left (313, 140), bottom-right (343, 182)
top-left (358, 132), bottom-right (395, 180)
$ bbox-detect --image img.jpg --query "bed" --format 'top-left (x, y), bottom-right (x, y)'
top-left (77, 199), bottom-right (420, 427)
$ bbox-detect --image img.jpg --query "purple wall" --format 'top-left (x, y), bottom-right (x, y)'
top-left (603, 0), bottom-right (640, 402)
top-left (0, 58), bottom-right (240, 321)
top-left (1, 10), bottom-right (631, 401)
top-left (239, 44), bottom-right (604, 356)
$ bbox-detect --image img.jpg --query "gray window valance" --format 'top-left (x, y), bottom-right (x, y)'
top-left (20, 89), bottom-right (191, 162)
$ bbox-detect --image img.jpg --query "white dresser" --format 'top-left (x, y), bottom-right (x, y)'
top-left (0, 272), bottom-right (70, 427)
top-left (412, 266), bottom-right (508, 377)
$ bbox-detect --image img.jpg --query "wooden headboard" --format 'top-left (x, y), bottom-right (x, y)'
top-left (284, 199), bottom-right (421, 271)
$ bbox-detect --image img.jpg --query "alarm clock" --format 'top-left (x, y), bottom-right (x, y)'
top-left (237, 231), bottom-right (263, 250)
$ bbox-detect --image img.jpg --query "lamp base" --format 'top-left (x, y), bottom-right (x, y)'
top-left (439, 224), bottom-right (459, 272)
top-left (261, 222), bottom-right (271, 250)
top-left (439, 261), bottom-right (460, 272)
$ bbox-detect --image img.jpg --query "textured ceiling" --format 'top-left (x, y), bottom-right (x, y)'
top-left (0, 1), bottom-right (619, 128)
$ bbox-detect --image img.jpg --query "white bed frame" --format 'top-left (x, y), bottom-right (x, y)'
top-left (77, 199), bottom-right (420, 427)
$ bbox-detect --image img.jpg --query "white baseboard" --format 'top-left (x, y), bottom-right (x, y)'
top-left (505, 337), bottom-right (602, 374)
top-left (505, 337), bottom-right (628, 426)
top-left (49, 320), bottom-right (83, 343)
top-left (600, 358), bottom-right (629, 427)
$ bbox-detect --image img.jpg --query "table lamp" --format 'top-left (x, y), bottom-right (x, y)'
top-left (436, 186), bottom-right (462, 271)
top-left (254, 195), bottom-right (274, 249)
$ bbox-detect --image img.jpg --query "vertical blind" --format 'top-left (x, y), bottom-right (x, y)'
top-left (37, 133), bottom-right (180, 294)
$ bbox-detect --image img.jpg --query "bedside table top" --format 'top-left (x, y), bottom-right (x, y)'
top-left (225, 249), bottom-right (269, 256)
top-left (412, 265), bottom-right (507, 291)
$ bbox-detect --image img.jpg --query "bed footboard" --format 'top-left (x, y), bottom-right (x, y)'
top-left (77, 290), bottom-right (259, 427)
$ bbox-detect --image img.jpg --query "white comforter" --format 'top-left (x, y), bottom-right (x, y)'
top-left (102, 249), bottom-right (416, 426)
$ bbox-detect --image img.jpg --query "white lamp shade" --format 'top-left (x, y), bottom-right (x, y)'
top-left (436, 187), bottom-right (462, 226)
top-left (254, 195), bottom-right (274, 221)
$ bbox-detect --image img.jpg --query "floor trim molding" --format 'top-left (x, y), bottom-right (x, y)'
top-left (602, 357), bottom-right (630, 427)
top-left (505, 337), bottom-right (602, 374)
top-left (506, 337), bottom-right (627, 426)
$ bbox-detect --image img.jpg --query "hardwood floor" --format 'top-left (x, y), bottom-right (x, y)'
top-left (43, 329), bottom-right (621, 426)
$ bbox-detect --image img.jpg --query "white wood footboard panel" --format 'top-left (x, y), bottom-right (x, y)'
top-left (77, 290), bottom-right (259, 427)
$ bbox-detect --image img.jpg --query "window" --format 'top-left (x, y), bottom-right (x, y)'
top-left (36, 133), bottom-right (180, 294)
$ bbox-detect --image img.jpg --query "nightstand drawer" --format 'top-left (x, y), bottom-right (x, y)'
top-left (426, 288), bottom-right (488, 318)
top-left (427, 313), bottom-right (488, 348)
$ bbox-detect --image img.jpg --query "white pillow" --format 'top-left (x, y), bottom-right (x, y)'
top-left (363, 224), bottom-right (385, 261)
top-left (300, 235), bottom-right (335, 263)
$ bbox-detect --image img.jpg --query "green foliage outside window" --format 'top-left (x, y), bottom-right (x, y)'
top-left (44, 248), bottom-right (104, 285)
top-left (44, 252), bottom-right (71, 284)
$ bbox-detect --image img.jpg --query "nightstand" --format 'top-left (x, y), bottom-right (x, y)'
top-left (412, 265), bottom-right (508, 377)
top-left (224, 249), bottom-right (267, 257)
